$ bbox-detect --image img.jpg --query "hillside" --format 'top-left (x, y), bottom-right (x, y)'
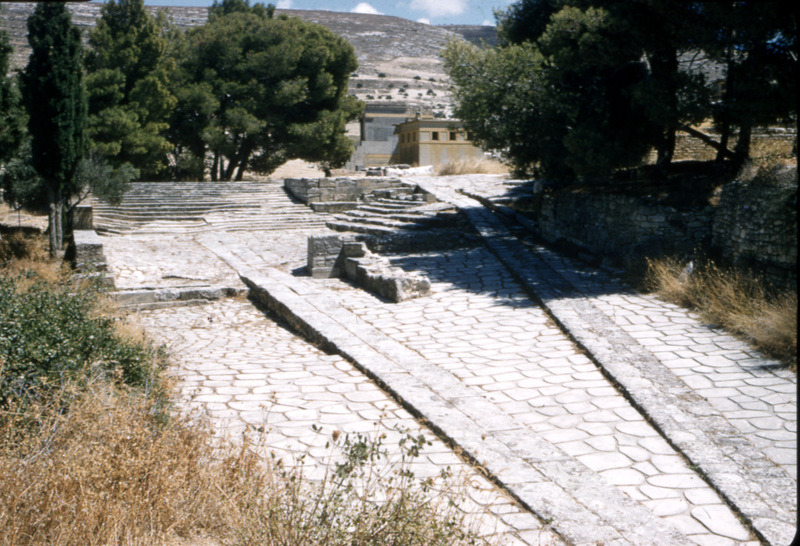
top-left (1, 4), bottom-right (496, 118)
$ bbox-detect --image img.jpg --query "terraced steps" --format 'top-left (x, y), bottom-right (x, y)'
top-left (325, 194), bottom-right (463, 237)
top-left (92, 181), bottom-right (331, 234)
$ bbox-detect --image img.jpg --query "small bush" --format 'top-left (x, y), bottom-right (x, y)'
top-left (0, 272), bottom-right (166, 413)
top-left (438, 157), bottom-right (509, 176)
top-left (644, 257), bottom-right (797, 367)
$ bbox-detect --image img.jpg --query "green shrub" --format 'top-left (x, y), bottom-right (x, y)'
top-left (0, 276), bottom-right (165, 412)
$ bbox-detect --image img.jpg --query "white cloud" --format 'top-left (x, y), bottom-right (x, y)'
top-left (409, 0), bottom-right (466, 18)
top-left (351, 2), bottom-right (382, 14)
top-left (481, 19), bottom-right (494, 26)
top-left (276, 0), bottom-right (292, 8)
top-left (417, 17), bottom-right (431, 24)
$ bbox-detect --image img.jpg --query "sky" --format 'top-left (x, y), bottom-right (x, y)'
top-left (131, 0), bottom-right (513, 26)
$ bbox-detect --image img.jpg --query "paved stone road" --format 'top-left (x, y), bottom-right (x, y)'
top-left (136, 298), bottom-right (554, 545)
top-left (99, 177), bottom-right (796, 545)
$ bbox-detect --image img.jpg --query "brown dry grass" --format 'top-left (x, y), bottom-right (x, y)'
top-left (0, 230), bottom-right (488, 546)
top-left (644, 257), bottom-right (797, 368)
top-left (437, 156), bottom-right (509, 176)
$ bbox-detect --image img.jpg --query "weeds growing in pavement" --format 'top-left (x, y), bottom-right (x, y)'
top-left (644, 256), bottom-right (797, 369)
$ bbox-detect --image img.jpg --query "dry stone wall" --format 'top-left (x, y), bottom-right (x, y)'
top-left (518, 166), bottom-right (797, 289)
top-left (711, 168), bottom-right (797, 287)
top-left (284, 177), bottom-right (409, 204)
top-left (530, 191), bottom-right (714, 265)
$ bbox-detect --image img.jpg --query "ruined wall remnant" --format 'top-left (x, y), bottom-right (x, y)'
top-left (284, 177), bottom-right (411, 204)
top-left (307, 234), bottom-right (430, 302)
top-left (711, 167), bottom-right (797, 287)
top-left (516, 165), bottom-right (797, 289)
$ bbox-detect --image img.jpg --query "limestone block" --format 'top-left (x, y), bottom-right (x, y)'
top-left (73, 205), bottom-right (93, 230)
top-left (73, 229), bottom-right (107, 272)
top-left (307, 234), bottom-right (345, 278)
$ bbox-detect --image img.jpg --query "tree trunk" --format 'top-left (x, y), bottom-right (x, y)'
top-left (678, 124), bottom-right (736, 160)
top-left (211, 153), bottom-right (219, 182)
top-left (733, 123), bottom-right (752, 167)
top-left (47, 186), bottom-right (64, 259)
top-left (48, 201), bottom-right (58, 258)
top-left (649, 46), bottom-right (679, 172)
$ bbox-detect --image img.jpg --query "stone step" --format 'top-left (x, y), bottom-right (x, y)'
top-left (357, 204), bottom-right (419, 214)
top-left (325, 220), bottom-right (398, 236)
top-left (331, 214), bottom-right (419, 230)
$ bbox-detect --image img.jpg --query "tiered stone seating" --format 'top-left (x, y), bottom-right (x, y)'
top-left (91, 181), bottom-right (331, 234)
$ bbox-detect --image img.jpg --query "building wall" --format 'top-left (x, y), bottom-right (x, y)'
top-left (395, 120), bottom-right (483, 168)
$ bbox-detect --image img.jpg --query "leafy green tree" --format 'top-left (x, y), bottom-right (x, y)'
top-left (21, 2), bottom-right (87, 257)
top-left (446, 5), bottom-right (659, 179)
top-left (85, 0), bottom-right (176, 179)
top-left (455, 0), bottom-right (795, 180)
top-left (174, 2), bottom-right (363, 180)
top-left (1, 26), bottom-right (25, 166)
top-left (701, 3), bottom-right (797, 165)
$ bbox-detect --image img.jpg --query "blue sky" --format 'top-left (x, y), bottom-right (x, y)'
top-left (132, 0), bottom-right (512, 26)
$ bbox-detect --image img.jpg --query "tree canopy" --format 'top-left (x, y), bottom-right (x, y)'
top-left (173, 2), bottom-right (363, 180)
top-left (85, 0), bottom-right (176, 179)
top-left (0, 26), bottom-right (24, 166)
top-left (446, 0), bottom-right (797, 180)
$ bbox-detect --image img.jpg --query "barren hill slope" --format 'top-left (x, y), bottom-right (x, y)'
top-left (2, 4), bottom-right (495, 117)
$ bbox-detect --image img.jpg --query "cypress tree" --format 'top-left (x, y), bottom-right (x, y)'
top-left (21, 2), bottom-right (87, 256)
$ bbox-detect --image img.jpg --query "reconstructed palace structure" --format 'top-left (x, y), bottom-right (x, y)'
top-left (347, 103), bottom-right (483, 170)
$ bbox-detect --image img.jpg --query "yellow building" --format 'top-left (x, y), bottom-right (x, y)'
top-left (394, 116), bottom-right (483, 168)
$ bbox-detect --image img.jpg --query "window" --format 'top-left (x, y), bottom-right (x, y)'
top-left (450, 131), bottom-right (457, 141)
top-left (432, 131), bottom-right (439, 141)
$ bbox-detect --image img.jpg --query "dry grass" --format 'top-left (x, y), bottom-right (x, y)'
top-left (644, 257), bottom-right (797, 368)
top-left (437, 156), bottom-right (509, 176)
top-left (0, 382), bottom-right (485, 545)
top-left (0, 231), bottom-right (488, 546)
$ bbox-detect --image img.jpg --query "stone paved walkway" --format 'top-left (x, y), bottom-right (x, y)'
top-left (99, 176), bottom-right (796, 545)
top-left (136, 298), bottom-right (552, 545)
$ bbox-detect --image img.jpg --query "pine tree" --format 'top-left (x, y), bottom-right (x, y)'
top-left (174, 6), bottom-right (362, 180)
top-left (21, 2), bottom-right (86, 257)
top-left (0, 25), bottom-right (24, 165)
top-left (86, 0), bottom-right (175, 178)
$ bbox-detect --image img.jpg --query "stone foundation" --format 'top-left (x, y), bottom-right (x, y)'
top-left (307, 234), bottom-right (430, 302)
top-left (285, 176), bottom-right (414, 204)
top-left (711, 167), bottom-right (797, 287)
top-left (73, 229), bottom-right (114, 288)
top-left (510, 166), bottom-right (797, 289)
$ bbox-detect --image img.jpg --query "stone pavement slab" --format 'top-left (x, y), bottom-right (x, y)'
top-left (410, 175), bottom-right (796, 545)
top-left (100, 175), bottom-right (794, 545)
top-left (135, 298), bottom-right (553, 545)
top-left (239, 265), bottom-right (752, 545)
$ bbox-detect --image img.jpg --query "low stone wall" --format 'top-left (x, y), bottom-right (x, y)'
top-left (650, 129), bottom-right (796, 163)
top-left (513, 166), bottom-right (797, 289)
top-left (528, 192), bottom-right (714, 266)
top-left (73, 229), bottom-right (114, 288)
top-left (284, 176), bottom-right (411, 204)
top-left (307, 234), bottom-right (430, 302)
top-left (711, 168), bottom-right (797, 287)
